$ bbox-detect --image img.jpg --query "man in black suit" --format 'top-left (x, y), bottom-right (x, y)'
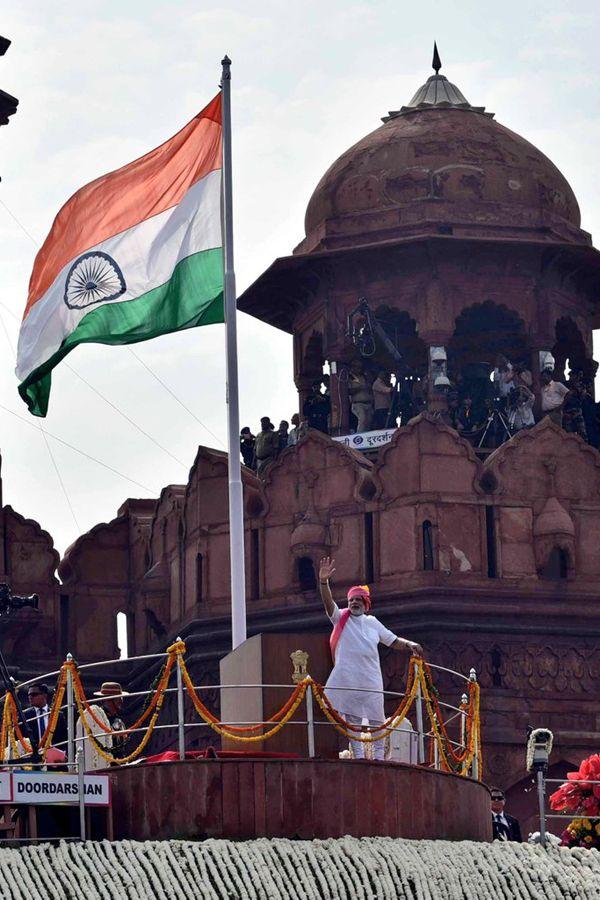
top-left (22, 682), bottom-right (68, 755)
top-left (491, 787), bottom-right (522, 842)
top-left (19, 683), bottom-right (70, 838)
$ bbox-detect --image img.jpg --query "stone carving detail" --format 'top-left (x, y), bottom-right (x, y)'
top-left (392, 640), bottom-right (600, 696)
top-left (487, 751), bottom-right (512, 777)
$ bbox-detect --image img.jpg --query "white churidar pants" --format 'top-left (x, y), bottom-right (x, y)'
top-left (346, 715), bottom-right (385, 760)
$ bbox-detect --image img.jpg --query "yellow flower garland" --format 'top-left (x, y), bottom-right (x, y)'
top-left (311, 674), bottom-right (421, 743)
top-left (177, 652), bottom-right (308, 743)
top-left (74, 687), bottom-right (166, 765)
top-left (71, 644), bottom-right (178, 765)
top-left (1, 644), bottom-right (481, 777)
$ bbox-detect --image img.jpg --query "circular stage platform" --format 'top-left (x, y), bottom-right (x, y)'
top-left (107, 758), bottom-right (492, 842)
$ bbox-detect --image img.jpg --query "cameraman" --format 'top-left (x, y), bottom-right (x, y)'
top-left (493, 355), bottom-right (515, 407)
top-left (509, 384), bottom-right (535, 432)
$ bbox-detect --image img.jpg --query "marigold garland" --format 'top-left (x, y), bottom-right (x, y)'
top-left (311, 674), bottom-right (421, 743)
top-left (0, 695), bottom-right (10, 759)
top-left (420, 675), bottom-right (479, 776)
top-left (311, 658), bottom-right (480, 774)
top-left (1, 667), bottom-right (68, 762)
top-left (68, 652), bottom-right (174, 737)
top-left (73, 675), bottom-right (171, 766)
top-left (68, 640), bottom-right (184, 765)
top-left (177, 653), bottom-right (309, 742)
top-left (312, 662), bottom-right (417, 734)
top-left (418, 661), bottom-right (480, 775)
top-left (2, 643), bottom-right (481, 776)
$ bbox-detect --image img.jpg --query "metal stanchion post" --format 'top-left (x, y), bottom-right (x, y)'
top-left (306, 683), bottom-right (315, 759)
top-left (537, 769), bottom-right (546, 847)
top-left (469, 668), bottom-right (479, 780)
top-left (66, 654), bottom-right (75, 770)
top-left (414, 661), bottom-right (425, 764)
top-left (176, 647), bottom-right (186, 761)
top-left (460, 692), bottom-right (468, 750)
top-left (77, 747), bottom-right (86, 841)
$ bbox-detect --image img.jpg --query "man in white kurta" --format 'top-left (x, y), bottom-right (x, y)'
top-left (319, 557), bottom-right (423, 760)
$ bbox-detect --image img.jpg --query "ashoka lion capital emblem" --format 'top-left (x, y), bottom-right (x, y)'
top-left (290, 649), bottom-right (309, 683)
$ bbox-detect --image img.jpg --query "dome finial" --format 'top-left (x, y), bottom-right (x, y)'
top-left (432, 41), bottom-right (442, 75)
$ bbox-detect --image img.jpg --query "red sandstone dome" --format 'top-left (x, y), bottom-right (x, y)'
top-left (298, 68), bottom-right (587, 254)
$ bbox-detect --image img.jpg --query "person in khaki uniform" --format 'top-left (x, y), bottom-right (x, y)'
top-left (253, 417), bottom-right (280, 475)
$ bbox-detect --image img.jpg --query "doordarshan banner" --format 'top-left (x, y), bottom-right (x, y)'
top-left (9, 771), bottom-right (110, 806)
top-left (333, 428), bottom-right (396, 451)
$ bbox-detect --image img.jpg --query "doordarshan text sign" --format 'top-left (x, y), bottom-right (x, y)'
top-left (333, 428), bottom-right (395, 451)
top-left (10, 772), bottom-right (110, 806)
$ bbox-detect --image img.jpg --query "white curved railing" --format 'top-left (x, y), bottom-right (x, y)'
top-left (2, 652), bottom-right (480, 780)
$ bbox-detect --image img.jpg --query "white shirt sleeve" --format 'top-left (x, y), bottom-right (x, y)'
top-left (373, 616), bottom-right (398, 647)
top-left (328, 602), bottom-right (341, 625)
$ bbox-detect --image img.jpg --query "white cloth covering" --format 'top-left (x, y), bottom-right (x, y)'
top-left (76, 704), bottom-right (113, 772)
top-left (324, 603), bottom-right (398, 721)
top-left (541, 381), bottom-right (568, 411)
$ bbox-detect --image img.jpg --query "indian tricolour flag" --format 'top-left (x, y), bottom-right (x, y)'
top-left (16, 93), bottom-right (224, 416)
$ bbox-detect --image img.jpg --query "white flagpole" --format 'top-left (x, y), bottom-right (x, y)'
top-left (221, 55), bottom-right (247, 649)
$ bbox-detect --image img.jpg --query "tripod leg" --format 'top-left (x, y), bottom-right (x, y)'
top-left (478, 417), bottom-right (493, 448)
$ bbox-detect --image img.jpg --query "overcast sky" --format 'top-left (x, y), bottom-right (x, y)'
top-left (1, 1), bottom-right (599, 556)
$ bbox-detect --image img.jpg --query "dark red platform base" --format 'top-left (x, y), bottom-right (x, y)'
top-left (108, 758), bottom-right (492, 842)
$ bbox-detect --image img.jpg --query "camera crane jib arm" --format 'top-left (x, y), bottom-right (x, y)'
top-left (346, 298), bottom-right (404, 367)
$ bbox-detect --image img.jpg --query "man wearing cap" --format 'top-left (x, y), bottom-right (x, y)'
top-left (253, 417), bottom-right (280, 475)
top-left (319, 557), bottom-right (423, 761)
top-left (491, 787), bottom-right (522, 841)
top-left (76, 681), bottom-right (128, 771)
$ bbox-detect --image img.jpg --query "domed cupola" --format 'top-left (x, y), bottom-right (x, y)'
top-left (298, 46), bottom-right (585, 254)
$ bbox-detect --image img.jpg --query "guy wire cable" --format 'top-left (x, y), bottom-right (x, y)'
top-left (0, 401), bottom-right (158, 494)
top-left (126, 346), bottom-right (226, 449)
top-left (0, 306), bottom-right (81, 530)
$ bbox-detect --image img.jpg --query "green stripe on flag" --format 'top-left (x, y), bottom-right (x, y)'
top-left (19, 247), bottom-right (224, 417)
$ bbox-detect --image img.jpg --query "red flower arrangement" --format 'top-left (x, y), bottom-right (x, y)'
top-left (549, 754), bottom-right (600, 848)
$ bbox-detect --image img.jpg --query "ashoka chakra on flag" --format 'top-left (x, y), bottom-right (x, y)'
top-left (64, 251), bottom-right (126, 309)
top-left (16, 93), bottom-right (224, 417)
